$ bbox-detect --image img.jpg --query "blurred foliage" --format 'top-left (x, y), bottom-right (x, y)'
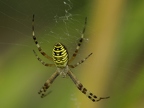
top-left (0, 0), bottom-right (144, 108)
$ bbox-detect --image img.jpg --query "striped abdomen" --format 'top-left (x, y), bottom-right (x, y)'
top-left (52, 43), bottom-right (69, 68)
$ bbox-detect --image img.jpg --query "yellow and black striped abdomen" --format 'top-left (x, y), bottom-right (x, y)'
top-left (52, 43), bottom-right (69, 68)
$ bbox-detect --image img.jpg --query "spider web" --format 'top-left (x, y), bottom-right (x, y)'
top-left (0, 0), bottom-right (91, 69)
top-left (1, 0), bottom-right (144, 108)
top-left (0, 0), bottom-right (90, 61)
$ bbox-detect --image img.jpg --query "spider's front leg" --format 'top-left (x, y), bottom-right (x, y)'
top-left (38, 71), bottom-right (59, 98)
top-left (67, 70), bottom-right (110, 102)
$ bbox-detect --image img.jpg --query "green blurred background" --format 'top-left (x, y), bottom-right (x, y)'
top-left (0, 0), bottom-right (144, 108)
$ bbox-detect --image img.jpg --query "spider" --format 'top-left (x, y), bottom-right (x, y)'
top-left (32, 15), bottom-right (110, 102)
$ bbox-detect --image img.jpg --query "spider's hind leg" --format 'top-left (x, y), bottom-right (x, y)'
top-left (68, 17), bottom-right (87, 63)
top-left (68, 53), bottom-right (92, 68)
top-left (33, 50), bottom-right (55, 67)
top-left (32, 15), bottom-right (53, 61)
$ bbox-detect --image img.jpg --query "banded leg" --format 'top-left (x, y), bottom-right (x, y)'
top-left (33, 50), bottom-right (55, 67)
top-left (68, 17), bottom-right (87, 63)
top-left (67, 71), bottom-right (110, 102)
top-left (38, 71), bottom-right (59, 98)
top-left (32, 14), bottom-right (53, 61)
top-left (68, 53), bottom-right (92, 68)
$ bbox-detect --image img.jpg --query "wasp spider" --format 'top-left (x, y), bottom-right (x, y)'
top-left (32, 15), bottom-right (109, 102)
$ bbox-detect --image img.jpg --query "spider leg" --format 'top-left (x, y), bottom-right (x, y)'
top-left (67, 70), bottom-right (110, 102)
top-left (32, 14), bottom-right (53, 61)
top-left (68, 53), bottom-right (92, 68)
top-left (33, 50), bottom-right (55, 67)
top-left (38, 71), bottom-right (59, 98)
top-left (68, 17), bottom-right (87, 63)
